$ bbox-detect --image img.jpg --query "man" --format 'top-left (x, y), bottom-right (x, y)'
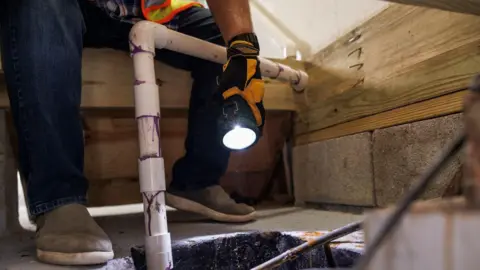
top-left (0, 0), bottom-right (265, 266)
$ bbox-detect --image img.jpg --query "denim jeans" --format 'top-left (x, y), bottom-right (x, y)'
top-left (0, 0), bottom-right (229, 216)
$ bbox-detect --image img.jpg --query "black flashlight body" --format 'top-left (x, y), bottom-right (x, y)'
top-left (218, 95), bottom-right (262, 151)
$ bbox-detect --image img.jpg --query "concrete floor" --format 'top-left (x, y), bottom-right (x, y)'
top-left (0, 205), bottom-right (363, 270)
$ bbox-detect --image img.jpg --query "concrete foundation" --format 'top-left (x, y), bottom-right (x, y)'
top-left (373, 113), bottom-right (464, 206)
top-left (293, 113), bottom-right (464, 208)
top-left (1, 206), bottom-right (363, 269)
top-left (293, 132), bottom-right (374, 207)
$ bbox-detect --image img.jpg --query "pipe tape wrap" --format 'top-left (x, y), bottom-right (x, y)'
top-left (139, 158), bottom-right (166, 192)
top-left (145, 233), bottom-right (173, 268)
top-left (134, 83), bottom-right (160, 117)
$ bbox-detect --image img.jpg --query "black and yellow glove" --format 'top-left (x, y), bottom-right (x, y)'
top-left (217, 33), bottom-right (266, 132)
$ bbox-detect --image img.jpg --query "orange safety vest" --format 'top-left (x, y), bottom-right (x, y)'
top-left (141, 0), bottom-right (203, 24)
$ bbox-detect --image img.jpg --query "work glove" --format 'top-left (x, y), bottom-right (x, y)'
top-left (217, 33), bottom-right (266, 132)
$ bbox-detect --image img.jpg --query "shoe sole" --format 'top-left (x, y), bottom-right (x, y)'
top-left (36, 249), bottom-right (114, 266)
top-left (166, 193), bottom-right (256, 223)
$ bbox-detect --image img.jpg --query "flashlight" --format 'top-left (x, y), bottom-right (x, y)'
top-left (218, 95), bottom-right (261, 151)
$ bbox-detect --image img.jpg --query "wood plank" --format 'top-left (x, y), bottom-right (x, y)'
top-left (295, 90), bottom-right (466, 145)
top-left (382, 0), bottom-right (480, 16)
top-left (296, 4), bottom-right (480, 135)
top-left (83, 115), bottom-right (189, 182)
top-left (0, 48), bottom-right (298, 111)
top-left (82, 111), bottom-right (291, 207)
top-left (87, 178), bottom-right (142, 207)
top-left (83, 111), bottom-right (291, 181)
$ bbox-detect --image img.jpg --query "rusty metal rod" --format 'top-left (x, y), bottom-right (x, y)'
top-left (250, 221), bottom-right (362, 270)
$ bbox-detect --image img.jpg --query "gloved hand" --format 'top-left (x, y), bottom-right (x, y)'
top-left (217, 33), bottom-right (266, 131)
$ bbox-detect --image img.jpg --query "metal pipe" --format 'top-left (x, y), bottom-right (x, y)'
top-left (128, 20), bottom-right (309, 270)
top-left (250, 221), bottom-right (362, 270)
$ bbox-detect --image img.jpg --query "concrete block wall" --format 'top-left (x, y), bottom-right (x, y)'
top-left (293, 132), bottom-right (375, 206)
top-left (294, 113), bottom-right (464, 208)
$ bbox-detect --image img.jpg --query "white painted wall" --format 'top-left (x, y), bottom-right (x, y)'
top-left (253, 0), bottom-right (389, 59)
top-left (198, 0), bottom-right (389, 59)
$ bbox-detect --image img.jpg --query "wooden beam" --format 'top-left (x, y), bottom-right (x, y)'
top-left (80, 111), bottom-right (291, 207)
top-left (295, 90), bottom-right (466, 145)
top-left (295, 4), bottom-right (480, 136)
top-left (0, 48), bottom-right (299, 111)
top-left (382, 0), bottom-right (480, 16)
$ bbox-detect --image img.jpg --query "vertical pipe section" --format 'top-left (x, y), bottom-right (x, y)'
top-left (130, 23), bottom-right (172, 270)
top-left (128, 20), bottom-right (309, 270)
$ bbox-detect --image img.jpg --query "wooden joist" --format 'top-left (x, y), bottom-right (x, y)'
top-left (295, 90), bottom-right (466, 145)
top-left (81, 111), bottom-right (292, 206)
top-left (382, 0), bottom-right (480, 16)
top-left (0, 48), bottom-right (299, 111)
top-left (295, 4), bottom-right (480, 142)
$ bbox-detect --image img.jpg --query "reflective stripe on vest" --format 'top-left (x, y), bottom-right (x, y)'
top-left (142, 0), bottom-right (203, 24)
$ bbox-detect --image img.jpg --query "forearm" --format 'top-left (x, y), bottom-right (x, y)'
top-left (206, 0), bottom-right (254, 43)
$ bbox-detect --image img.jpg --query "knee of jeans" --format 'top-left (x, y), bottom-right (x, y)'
top-left (46, 0), bottom-right (86, 33)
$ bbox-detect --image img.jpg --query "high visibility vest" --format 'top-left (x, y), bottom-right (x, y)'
top-left (141, 0), bottom-right (203, 24)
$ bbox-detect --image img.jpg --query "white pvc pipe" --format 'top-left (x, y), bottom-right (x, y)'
top-left (129, 20), bottom-right (309, 270)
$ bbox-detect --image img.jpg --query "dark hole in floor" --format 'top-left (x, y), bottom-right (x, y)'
top-left (131, 231), bottom-right (362, 270)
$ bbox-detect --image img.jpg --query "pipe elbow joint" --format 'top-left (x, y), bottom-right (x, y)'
top-left (129, 21), bottom-right (169, 55)
top-left (292, 70), bottom-right (308, 92)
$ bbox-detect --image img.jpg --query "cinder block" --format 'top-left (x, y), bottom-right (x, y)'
top-left (373, 113), bottom-right (464, 207)
top-left (293, 132), bottom-right (374, 206)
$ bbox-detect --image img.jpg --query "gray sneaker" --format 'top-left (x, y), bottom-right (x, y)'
top-left (166, 185), bottom-right (256, 223)
top-left (35, 203), bottom-right (114, 265)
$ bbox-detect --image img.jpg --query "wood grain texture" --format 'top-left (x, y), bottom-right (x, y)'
top-left (296, 4), bottom-right (480, 135)
top-left (0, 48), bottom-right (298, 111)
top-left (88, 178), bottom-right (142, 207)
top-left (82, 111), bottom-right (291, 207)
top-left (295, 90), bottom-right (466, 145)
top-left (382, 0), bottom-right (480, 16)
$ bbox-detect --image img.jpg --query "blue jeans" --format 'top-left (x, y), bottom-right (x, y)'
top-left (0, 0), bottom-right (229, 217)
